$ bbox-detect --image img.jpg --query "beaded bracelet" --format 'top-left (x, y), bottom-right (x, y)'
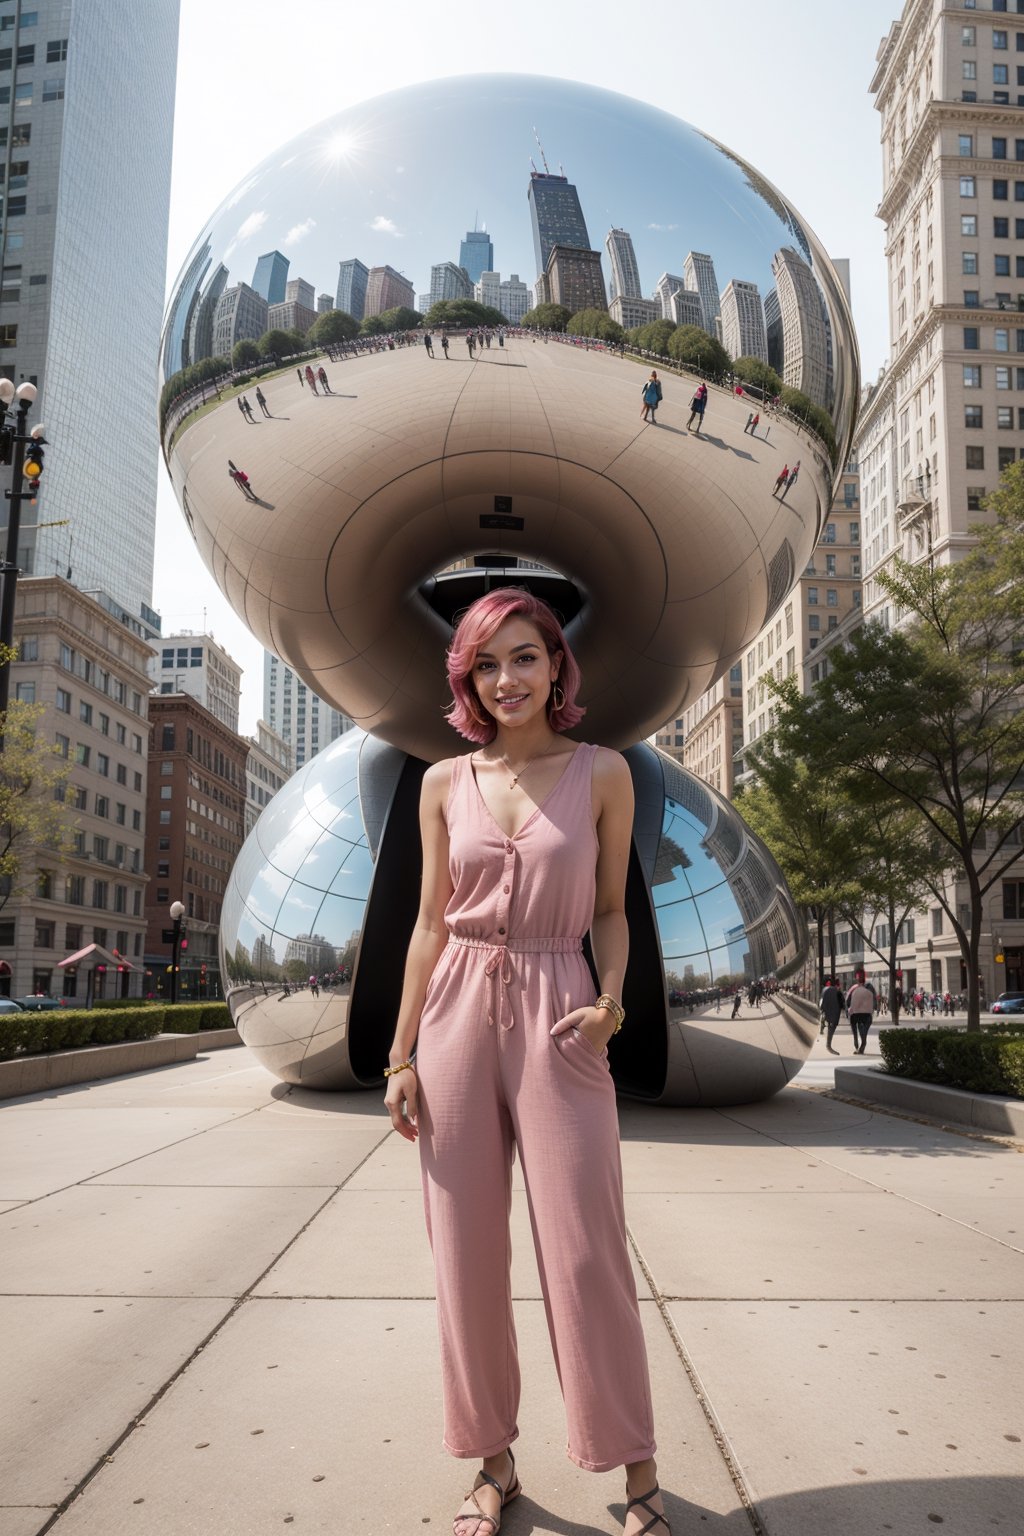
top-left (383, 1059), bottom-right (415, 1077)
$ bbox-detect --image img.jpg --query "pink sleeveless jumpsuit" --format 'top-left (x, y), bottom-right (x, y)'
top-left (415, 743), bottom-right (656, 1472)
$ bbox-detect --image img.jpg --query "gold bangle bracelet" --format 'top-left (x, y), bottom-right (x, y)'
top-left (383, 1059), bottom-right (415, 1077)
top-left (594, 994), bottom-right (625, 1033)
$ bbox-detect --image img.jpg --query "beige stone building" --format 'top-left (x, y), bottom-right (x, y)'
top-left (245, 720), bottom-right (294, 836)
top-left (0, 578), bottom-right (153, 1000)
top-left (861, 0), bottom-right (1024, 621)
top-left (655, 669), bottom-right (743, 798)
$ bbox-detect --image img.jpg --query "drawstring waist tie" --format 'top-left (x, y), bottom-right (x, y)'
top-left (447, 934), bottom-right (584, 1029)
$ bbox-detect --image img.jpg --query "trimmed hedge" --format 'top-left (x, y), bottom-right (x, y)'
top-left (0, 1002), bottom-right (234, 1061)
top-left (878, 1027), bottom-right (1024, 1098)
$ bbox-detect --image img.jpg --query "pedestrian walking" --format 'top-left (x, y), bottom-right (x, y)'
top-left (845, 968), bottom-right (879, 1055)
top-left (781, 460), bottom-right (801, 498)
top-left (238, 395), bottom-right (255, 423)
top-left (297, 367), bottom-right (304, 387)
top-left (441, 333), bottom-right (450, 358)
top-left (750, 412), bottom-right (760, 436)
top-left (255, 386), bottom-right (271, 418)
top-left (317, 365), bottom-right (331, 394)
top-left (304, 364), bottom-right (319, 395)
top-left (467, 332), bottom-right (476, 357)
top-left (424, 332), bottom-right (434, 357)
top-left (641, 371), bottom-right (662, 423)
top-left (744, 412), bottom-right (754, 434)
top-left (818, 977), bottom-right (848, 1055)
top-left (772, 464), bottom-right (789, 496)
top-left (731, 991), bottom-right (742, 1019)
top-left (227, 459), bottom-right (257, 501)
top-left (686, 382), bottom-right (708, 433)
top-left (384, 588), bottom-right (669, 1536)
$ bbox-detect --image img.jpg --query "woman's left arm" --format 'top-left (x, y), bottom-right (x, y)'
top-left (550, 747), bottom-right (634, 1050)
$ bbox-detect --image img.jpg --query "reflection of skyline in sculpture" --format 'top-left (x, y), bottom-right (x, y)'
top-left (252, 249), bottom-right (289, 305)
top-left (771, 246), bottom-right (831, 409)
top-left (163, 79), bottom-right (853, 447)
top-left (159, 76), bottom-right (849, 1105)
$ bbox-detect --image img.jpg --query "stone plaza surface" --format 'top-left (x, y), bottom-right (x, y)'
top-left (1, 1018), bottom-right (1021, 1535)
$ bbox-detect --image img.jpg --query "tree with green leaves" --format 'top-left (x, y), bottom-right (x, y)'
top-left (764, 495), bottom-right (1024, 1029)
top-left (308, 308), bottom-right (358, 345)
top-left (376, 305), bottom-right (423, 332)
top-left (633, 319), bottom-right (677, 357)
top-left (520, 303), bottom-right (571, 332)
top-left (566, 308), bottom-right (625, 343)
top-left (258, 328), bottom-right (296, 362)
top-left (732, 355), bottom-right (783, 397)
top-left (232, 339), bottom-right (261, 370)
top-left (0, 681), bottom-right (73, 915)
top-left (666, 324), bottom-right (730, 378)
top-left (421, 299), bottom-right (504, 331)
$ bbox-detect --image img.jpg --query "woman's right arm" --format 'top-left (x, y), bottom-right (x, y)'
top-left (383, 759), bottom-right (456, 1142)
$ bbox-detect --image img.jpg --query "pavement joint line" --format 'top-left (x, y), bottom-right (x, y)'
top-left (809, 1084), bottom-right (1024, 1149)
top-left (0, 1105), bottom-right (269, 1211)
top-left (32, 1122), bottom-right (396, 1535)
top-left (626, 1225), bottom-right (765, 1536)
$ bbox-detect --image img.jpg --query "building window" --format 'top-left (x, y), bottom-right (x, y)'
top-left (997, 365), bottom-right (1012, 388)
top-left (995, 64), bottom-right (1010, 85)
top-left (960, 133), bottom-right (974, 156)
top-left (849, 522), bottom-right (860, 543)
top-left (1003, 880), bottom-right (1024, 918)
top-left (96, 753), bottom-right (109, 777)
top-left (55, 733), bottom-right (69, 758)
top-left (15, 681), bottom-right (35, 703)
top-left (92, 881), bottom-right (108, 911)
top-left (997, 327), bottom-right (1010, 350)
top-left (962, 215), bottom-right (978, 236)
top-left (56, 687), bottom-right (71, 713)
top-left (41, 76), bottom-right (64, 101)
top-left (995, 216), bottom-right (1009, 237)
top-left (965, 404), bottom-right (984, 428)
top-left (995, 31), bottom-right (1009, 49)
top-left (34, 920), bottom-right (54, 949)
top-left (963, 326), bottom-right (980, 348)
top-left (160, 785), bottom-right (172, 800)
top-left (999, 405), bottom-right (1014, 427)
top-left (159, 810), bottom-right (171, 825)
top-left (964, 364), bottom-right (982, 387)
top-left (960, 175), bottom-right (976, 196)
top-left (997, 254), bottom-right (1011, 275)
top-left (964, 290), bottom-right (980, 306)
top-left (822, 523), bottom-right (836, 543)
top-left (826, 589), bottom-right (838, 607)
top-left (999, 445), bottom-right (1016, 470)
top-left (45, 38), bottom-right (67, 63)
top-left (161, 724), bottom-right (175, 752)
top-left (967, 486), bottom-right (986, 510)
top-left (963, 61), bottom-right (978, 81)
top-left (966, 445), bottom-right (985, 469)
top-left (808, 614), bottom-right (821, 632)
top-left (807, 587), bottom-right (819, 605)
top-left (963, 251), bottom-right (978, 274)
top-left (75, 743), bottom-right (90, 767)
top-left (962, 24), bottom-right (976, 44)
top-left (95, 796), bottom-right (109, 819)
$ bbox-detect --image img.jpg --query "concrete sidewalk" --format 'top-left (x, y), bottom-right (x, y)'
top-left (1, 1043), bottom-right (1021, 1535)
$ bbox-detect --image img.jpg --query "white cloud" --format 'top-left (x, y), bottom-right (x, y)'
top-left (284, 217), bottom-right (317, 246)
top-left (235, 209), bottom-right (268, 242)
top-left (646, 221), bottom-right (679, 232)
top-left (370, 214), bottom-right (403, 237)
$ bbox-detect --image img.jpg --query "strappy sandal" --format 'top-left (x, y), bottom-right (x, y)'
top-left (625, 1482), bottom-right (671, 1535)
top-left (453, 1450), bottom-right (520, 1536)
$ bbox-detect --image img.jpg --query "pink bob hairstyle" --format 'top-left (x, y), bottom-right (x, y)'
top-left (444, 587), bottom-right (586, 744)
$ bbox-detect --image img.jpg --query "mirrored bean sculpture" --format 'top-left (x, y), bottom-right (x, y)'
top-left (161, 75), bottom-right (858, 1104)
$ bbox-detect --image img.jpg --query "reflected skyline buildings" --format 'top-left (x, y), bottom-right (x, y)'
top-left (720, 278), bottom-right (768, 364)
top-left (527, 166), bottom-right (592, 275)
top-left (336, 257), bottom-right (369, 321)
top-left (683, 250), bottom-right (721, 339)
top-left (459, 228), bottom-right (494, 285)
top-left (606, 227), bottom-right (643, 301)
top-left (252, 249), bottom-right (290, 305)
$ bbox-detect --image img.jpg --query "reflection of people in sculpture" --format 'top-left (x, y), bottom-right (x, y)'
top-left (384, 589), bottom-right (669, 1536)
top-left (640, 370), bottom-right (662, 423)
top-left (227, 459), bottom-right (257, 501)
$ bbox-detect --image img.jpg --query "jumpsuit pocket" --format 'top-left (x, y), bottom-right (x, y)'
top-left (570, 1025), bottom-right (610, 1065)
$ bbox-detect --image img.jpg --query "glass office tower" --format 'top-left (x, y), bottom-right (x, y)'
top-left (0, 0), bottom-right (179, 625)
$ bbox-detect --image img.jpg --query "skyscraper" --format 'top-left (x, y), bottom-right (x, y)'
top-left (499, 274), bottom-right (531, 325)
top-left (189, 263), bottom-right (228, 364)
top-left (149, 632), bottom-right (243, 734)
top-left (336, 258), bottom-right (369, 321)
top-left (544, 245), bottom-right (607, 313)
top-left (251, 250), bottom-right (290, 306)
top-left (212, 283), bottom-right (269, 358)
top-left (475, 271), bottom-right (502, 311)
top-left (527, 170), bottom-right (591, 277)
top-left (719, 279), bottom-right (768, 363)
top-left (770, 246), bottom-right (830, 407)
top-left (683, 251), bottom-right (721, 338)
top-left (605, 228), bottom-right (642, 301)
top-left (162, 240), bottom-right (211, 379)
top-left (459, 229), bottom-right (494, 286)
top-left (364, 264), bottom-right (416, 316)
top-left (263, 653), bottom-right (351, 771)
top-left (429, 261), bottom-right (472, 308)
top-left (1, 0), bottom-right (180, 623)
top-left (654, 272), bottom-right (685, 321)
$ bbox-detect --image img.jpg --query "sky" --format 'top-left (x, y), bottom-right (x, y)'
top-left (155, 0), bottom-right (901, 734)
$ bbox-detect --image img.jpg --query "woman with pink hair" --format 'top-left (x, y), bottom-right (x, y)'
top-left (384, 588), bottom-right (667, 1536)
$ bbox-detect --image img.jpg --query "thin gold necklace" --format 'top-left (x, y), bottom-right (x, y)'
top-left (478, 739), bottom-right (559, 789)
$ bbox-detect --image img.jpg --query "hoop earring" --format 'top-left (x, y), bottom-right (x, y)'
top-left (550, 683), bottom-right (566, 712)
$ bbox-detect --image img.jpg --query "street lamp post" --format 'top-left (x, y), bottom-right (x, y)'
top-left (0, 380), bottom-right (46, 733)
top-left (169, 900), bottom-right (185, 1005)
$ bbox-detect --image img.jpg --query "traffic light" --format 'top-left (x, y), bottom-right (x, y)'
top-left (22, 442), bottom-right (44, 503)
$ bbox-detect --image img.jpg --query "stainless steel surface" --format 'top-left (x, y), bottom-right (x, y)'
top-left (221, 733), bottom-right (812, 1105)
top-left (161, 74), bottom-right (858, 764)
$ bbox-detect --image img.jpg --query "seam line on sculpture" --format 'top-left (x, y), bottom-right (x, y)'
top-left (626, 1224), bottom-right (767, 1536)
top-left (31, 1124), bottom-right (395, 1535)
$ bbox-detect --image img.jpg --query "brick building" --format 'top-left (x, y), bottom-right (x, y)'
top-left (144, 694), bottom-right (247, 1000)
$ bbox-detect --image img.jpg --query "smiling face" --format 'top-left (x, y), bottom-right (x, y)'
top-left (471, 618), bottom-right (561, 732)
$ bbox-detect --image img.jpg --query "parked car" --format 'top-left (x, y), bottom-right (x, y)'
top-left (15, 995), bottom-right (66, 1011)
top-left (0, 998), bottom-right (25, 1013)
top-left (991, 993), bottom-right (1024, 1014)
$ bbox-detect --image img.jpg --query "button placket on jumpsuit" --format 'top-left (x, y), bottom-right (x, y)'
top-left (415, 745), bottom-right (656, 1473)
